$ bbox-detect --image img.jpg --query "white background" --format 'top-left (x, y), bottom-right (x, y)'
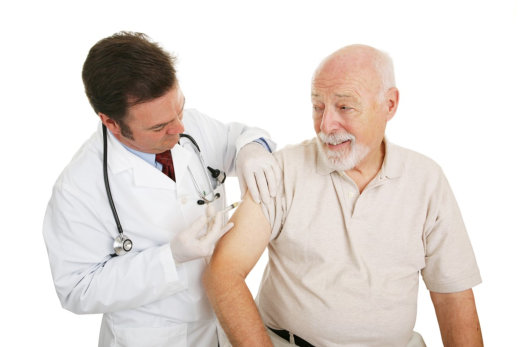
top-left (1, 0), bottom-right (519, 345)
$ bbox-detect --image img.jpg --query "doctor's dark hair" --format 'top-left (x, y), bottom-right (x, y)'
top-left (82, 31), bottom-right (177, 136)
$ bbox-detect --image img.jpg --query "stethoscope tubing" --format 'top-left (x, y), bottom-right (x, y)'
top-left (103, 126), bottom-right (225, 255)
top-left (103, 125), bottom-right (124, 235)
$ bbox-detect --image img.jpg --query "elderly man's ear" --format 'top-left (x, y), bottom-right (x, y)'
top-left (384, 87), bottom-right (400, 121)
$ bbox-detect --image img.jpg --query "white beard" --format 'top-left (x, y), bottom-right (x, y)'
top-left (317, 131), bottom-right (370, 171)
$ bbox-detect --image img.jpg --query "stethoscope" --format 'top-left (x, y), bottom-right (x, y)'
top-left (103, 125), bottom-right (226, 256)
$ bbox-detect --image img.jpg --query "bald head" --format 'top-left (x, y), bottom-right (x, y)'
top-left (313, 44), bottom-right (395, 101)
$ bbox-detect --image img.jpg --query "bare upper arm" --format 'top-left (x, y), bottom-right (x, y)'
top-left (430, 288), bottom-right (480, 330)
top-left (209, 191), bottom-right (272, 278)
top-left (430, 288), bottom-right (476, 307)
top-left (430, 289), bottom-right (483, 345)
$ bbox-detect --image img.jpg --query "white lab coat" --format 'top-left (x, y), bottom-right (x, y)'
top-left (43, 109), bottom-right (273, 347)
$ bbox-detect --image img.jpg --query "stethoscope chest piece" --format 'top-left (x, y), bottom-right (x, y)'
top-left (114, 234), bottom-right (133, 256)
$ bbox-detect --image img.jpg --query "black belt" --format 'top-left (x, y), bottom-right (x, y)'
top-left (268, 327), bottom-right (315, 347)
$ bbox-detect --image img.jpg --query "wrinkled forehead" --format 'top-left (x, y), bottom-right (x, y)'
top-left (312, 59), bottom-right (380, 98)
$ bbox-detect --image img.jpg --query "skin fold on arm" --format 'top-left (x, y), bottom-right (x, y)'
top-left (203, 191), bottom-right (273, 347)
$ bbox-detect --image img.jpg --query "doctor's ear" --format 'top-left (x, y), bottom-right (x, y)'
top-left (99, 113), bottom-right (122, 135)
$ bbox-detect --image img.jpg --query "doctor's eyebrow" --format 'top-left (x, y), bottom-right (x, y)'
top-left (146, 97), bottom-right (185, 130)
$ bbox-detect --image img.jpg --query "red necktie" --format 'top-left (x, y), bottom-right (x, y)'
top-left (155, 150), bottom-right (176, 181)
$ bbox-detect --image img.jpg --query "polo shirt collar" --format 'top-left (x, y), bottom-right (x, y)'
top-left (379, 138), bottom-right (404, 179)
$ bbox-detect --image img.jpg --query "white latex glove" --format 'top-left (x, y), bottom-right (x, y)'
top-left (170, 206), bottom-right (234, 264)
top-left (236, 142), bottom-right (282, 204)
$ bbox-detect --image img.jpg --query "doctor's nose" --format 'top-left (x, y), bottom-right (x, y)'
top-left (166, 118), bottom-right (184, 135)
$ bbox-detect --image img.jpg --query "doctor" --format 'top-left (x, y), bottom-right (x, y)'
top-left (43, 31), bottom-right (280, 347)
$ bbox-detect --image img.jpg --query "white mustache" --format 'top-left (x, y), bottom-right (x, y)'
top-left (318, 131), bottom-right (355, 145)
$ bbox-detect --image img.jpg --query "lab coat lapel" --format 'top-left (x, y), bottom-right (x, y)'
top-left (104, 127), bottom-right (186, 191)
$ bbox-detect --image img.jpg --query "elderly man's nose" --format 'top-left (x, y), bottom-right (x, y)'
top-left (321, 108), bottom-right (340, 133)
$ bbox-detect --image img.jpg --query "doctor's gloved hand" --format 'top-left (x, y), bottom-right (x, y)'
top-left (236, 142), bottom-right (282, 204)
top-left (170, 207), bottom-right (234, 264)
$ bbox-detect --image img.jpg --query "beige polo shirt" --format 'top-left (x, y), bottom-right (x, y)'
top-left (257, 138), bottom-right (481, 347)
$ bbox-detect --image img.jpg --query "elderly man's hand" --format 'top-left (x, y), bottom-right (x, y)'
top-left (236, 142), bottom-right (282, 204)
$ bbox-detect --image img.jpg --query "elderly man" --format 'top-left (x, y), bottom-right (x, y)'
top-left (204, 45), bottom-right (483, 346)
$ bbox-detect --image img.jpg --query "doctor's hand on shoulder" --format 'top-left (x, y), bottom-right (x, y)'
top-left (237, 142), bottom-right (282, 204)
top-left (171, 205), bottom-right (234, 263)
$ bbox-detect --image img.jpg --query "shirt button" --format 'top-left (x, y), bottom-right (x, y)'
top-left (348, 192), bottom-right (356, 199)
top-left (180, 195), bottom-right (188, 204)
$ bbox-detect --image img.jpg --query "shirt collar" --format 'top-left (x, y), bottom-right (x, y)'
top-left (379, 138), bottom-right (404, 179)
top-left (110, 131), bottom-right (158, 168)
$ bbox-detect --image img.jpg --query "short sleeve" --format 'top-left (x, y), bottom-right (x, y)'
top-left (421, 172), bottom-right (482, 293)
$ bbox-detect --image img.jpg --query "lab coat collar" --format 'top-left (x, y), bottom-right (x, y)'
top-left (315, 136), bottom-right (404, 179)
top-left (100, 124), bottom-right (192, 190)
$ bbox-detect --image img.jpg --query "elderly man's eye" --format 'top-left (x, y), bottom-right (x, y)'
top-left (339, 106), bottom-right (355, 112)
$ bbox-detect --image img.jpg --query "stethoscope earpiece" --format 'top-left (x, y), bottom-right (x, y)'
top-left (197, 192), bottom-right (220, 205)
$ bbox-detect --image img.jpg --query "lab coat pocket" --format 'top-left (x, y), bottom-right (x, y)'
top-left (114, 324), bottom-right (187, 347)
